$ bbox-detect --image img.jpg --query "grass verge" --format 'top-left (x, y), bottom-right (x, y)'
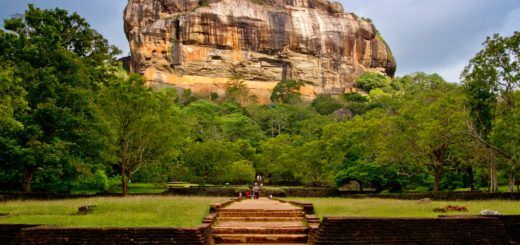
top-left (287, 198), bottom-right (520, 218)
top-left (0, 196), bottom-right (226, 227)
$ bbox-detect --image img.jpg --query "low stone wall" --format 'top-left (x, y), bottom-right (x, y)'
top-left (18, 225), bottom-right (211, 245)
top-left (492, 215), bottom-right (520, 243)
top-left (166, 186), bottom-right (340, 197)
top-left (0, 224), bottom-right (39, 245)
top-left (2, 190), bottom-right (520, 201)
top-left (167, 187), bottom-right (520, 199)
top-left (311, 216), bottom-right (519, 244)
top-left (0, 224), bottom-right (213, 245)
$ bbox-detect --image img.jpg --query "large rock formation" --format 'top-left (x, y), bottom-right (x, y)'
top-left (124, 0), bottom-right (396, 103)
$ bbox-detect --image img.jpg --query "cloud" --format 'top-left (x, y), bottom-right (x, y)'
top-left (340, 0), bottom-right (520, 82)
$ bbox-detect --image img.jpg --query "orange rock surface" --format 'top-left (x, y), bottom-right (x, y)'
top-left (124, 0), bottom-right (396, 102)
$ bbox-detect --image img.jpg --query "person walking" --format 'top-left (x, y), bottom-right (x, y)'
top-left (252, 183), bottom-right (260, 199)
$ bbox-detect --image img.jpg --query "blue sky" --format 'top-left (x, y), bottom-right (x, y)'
top-left (1, 0), bottom-right (518, 82)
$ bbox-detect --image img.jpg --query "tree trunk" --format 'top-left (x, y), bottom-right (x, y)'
top-left (467, 166), bottom-right (475, 191)
top-left (22, 167), bottom-right (34, 193)
top-left (433, 164), bottom-right (441, 193)
top-left (508, 165), bottom-right (516, 193)
top-left (489, 160), bottom-right (498, 193)
top-left (121, 164), bottom-right (128, 196)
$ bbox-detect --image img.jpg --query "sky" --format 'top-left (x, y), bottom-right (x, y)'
top-left (0, 0), bottom-right (518, 82)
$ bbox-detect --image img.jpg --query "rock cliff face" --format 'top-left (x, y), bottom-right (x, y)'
top-left (124, 0), bottom-right (396, 103)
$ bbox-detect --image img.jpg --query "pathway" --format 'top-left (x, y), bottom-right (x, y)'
top-left (212, 198), bottom-right (310, 244)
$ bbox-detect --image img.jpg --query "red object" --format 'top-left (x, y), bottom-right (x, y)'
top-left (245, 191), bottom-right (250, 198)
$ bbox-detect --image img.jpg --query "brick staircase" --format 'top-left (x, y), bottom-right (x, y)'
top-left (212, 199), bottom-right (311, 244)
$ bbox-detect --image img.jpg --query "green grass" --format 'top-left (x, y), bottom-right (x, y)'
top-left (287, 198), bottom-right (520, 218)
top-left (0, 196), bottom-right (226, 227)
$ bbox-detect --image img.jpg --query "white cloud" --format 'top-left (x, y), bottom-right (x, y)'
top-left (340, 0), bottom-right (520, 82)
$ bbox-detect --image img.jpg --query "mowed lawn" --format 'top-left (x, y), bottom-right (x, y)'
top-left (0, 196), bottom-right (226, 227)
top-left (287, 198), bottom-right (520, 218)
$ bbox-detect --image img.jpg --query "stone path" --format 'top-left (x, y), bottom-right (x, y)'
top-left (212, 198), bottom-right (310, 244)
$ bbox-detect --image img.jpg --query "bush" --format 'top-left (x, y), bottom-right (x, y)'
top-left (311, 95), bottom-right (343, 115)
top-left (73, 170), bottom-right (109, 193)
top-left (355, 72), bottom-right (391, 92)
top-left (224, 160), bottom-right (256, 184)
top-left (271, 79), bottom-right (304, 104)
top-left (343, 92), bottom-right (368, 103)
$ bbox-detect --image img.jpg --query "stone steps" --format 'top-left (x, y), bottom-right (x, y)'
top-left (218, 210), bottom-right (304, 217)
top-left (217, 217), bottom-right (305, 222)
top-left (213, 234), bottom-right (308, 244)
top-left (212, 199), bottom-right (310, 244)
top-left (215, 221), bottom-right (306, 228)
top-left (218, 243), bottom-right (307, 245)
top-left (213, 227), bottom-right (309, 234)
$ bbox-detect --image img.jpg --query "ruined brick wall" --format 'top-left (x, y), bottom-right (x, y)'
top-left (0, 225), bottom-right (212, 245)
top-left (493, 215), bottom-right (520, 243)
top-left (312, 216), bottom-right (517, 244)
top-left (0, 225), bottom-right (38, 245)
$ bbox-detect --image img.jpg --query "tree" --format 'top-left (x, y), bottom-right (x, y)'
top-left (225, 65), bottom-right (255, 105)
top-left (462, 32), bottom-right (519, 192)
top-left (0, 5), bottom-right (119, 192)
top-left (311, 95), bottom-right (343, 115)
top-left (99, 75), bottom-right (180, 195)
top-left (270, 79), bottom-right (304, 104)
top-left (297, 140), bottom-right (336, 186)
top-left (256, 134), bottom-right (303, 185)
top-left (224, 160), bottom-right (256, 184)
top-left (379, 75), bottom-right (469, 192)
top-left (218, 113), bottom-right (265, 144)
top-left (355, 72), bottom-right (391, 92)
top-left (490, 92), bottom-right (520, 191)
top-left (181, 140), bottom-right (243, 184)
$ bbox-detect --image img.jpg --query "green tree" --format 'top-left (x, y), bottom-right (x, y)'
top-left (490, 92), bottom-right (520, 191)
top-left (379, 76), bottom-right (469, 192)
top-left (218, 113), bottom-right (265, 144)
top-left (256, 134), bottom-right (302, 185)
top-left (462, 32), bottom-right (519, 192)
top-left (270, 79), bottom-right (304, 104)
top-left (311, 94), bottom-right (343, 115)
top-left (0, 5), bottom-right (119, 192)
top-left (355, 72), bottom-right (391, 92)
top-left (99, 75), bottom-right (180, 195)
top-left (224, 160), bottom-right (256, 184)
top-left (181, 140), bottom-right (243, 184)
top-left (0, 67), bottom-right (26, 130)
top-left (225, 65), bottom-right (255, 105)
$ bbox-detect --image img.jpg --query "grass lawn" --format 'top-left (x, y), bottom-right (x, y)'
top-left (0, 196), bottom-right (226, 227)
top-left (287, 198), bottom-right (520, 218)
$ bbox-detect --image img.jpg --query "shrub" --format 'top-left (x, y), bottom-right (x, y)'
top-left (311, 95), bottom-right (343, 115)
top-left (271, 79), bottom-right (304, 104)
top-left (355, 72), bottom-right (391, 92)
top-left (343, 92), bottom-right (368, 103)
top-left (224, 160), bottom-right (256, 184)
